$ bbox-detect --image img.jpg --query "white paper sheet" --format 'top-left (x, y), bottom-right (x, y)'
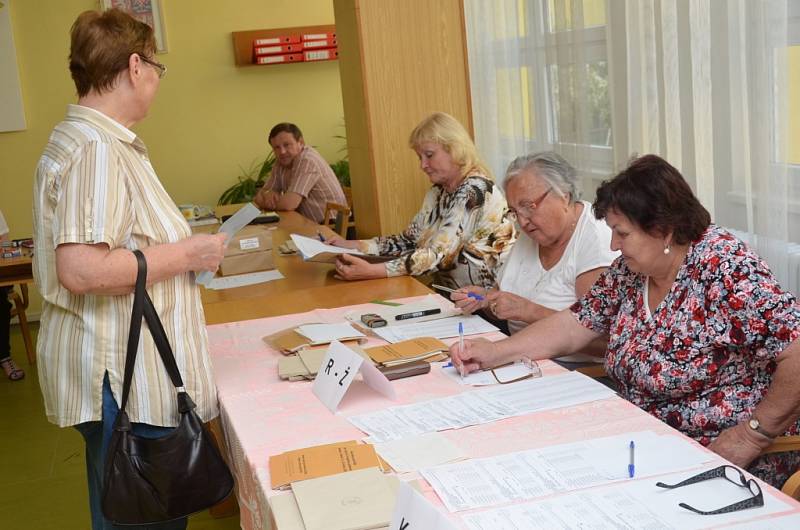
top-left (479, 371), bottom-right (616, 415)
top-left (347, 372), bottom-right (614, 443)
top-left (196, 203), bottom-right (261, 285)
top-left (344, 294), bottom-right (461, 325)
top-left (205, 269), bottom-right (284, 290)
top-left (423, 431), bottom-right (715, 513)
top-left (372, 315), bottom-right (498, 343)
top-left (296, 323), bottom-right (365, 343)
top-left (374, 432), bottom-right (467, 473)
top-left (290, 233), bottom-right (365, 259)
top-left (463, 468), bottom-right (795, 530)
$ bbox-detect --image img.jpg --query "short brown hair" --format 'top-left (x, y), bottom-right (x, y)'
top-left (593, 154), bottom-right (711, 244)
top-left (69, 9), bottom-right (156, 97)
top-left (269, 123), bottom-right (303, 143)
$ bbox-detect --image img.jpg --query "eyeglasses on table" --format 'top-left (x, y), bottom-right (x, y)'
top-left (489, 358), bottom-right (542, 384)
top-left (655, 464), bottom-right (764, 515)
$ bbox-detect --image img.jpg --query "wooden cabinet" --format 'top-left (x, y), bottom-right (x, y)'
top-left (231, 24), bottom-right (336, 66)
top-left (334, 0), bottom-right (472, 237)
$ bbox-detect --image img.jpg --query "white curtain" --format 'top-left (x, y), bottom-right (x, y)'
top-left (608, 0), bottom-right (797, 293)
top-left (466, 0), bottom-right (799, 293)
top-left (464, 0), bottom-right (611, 194)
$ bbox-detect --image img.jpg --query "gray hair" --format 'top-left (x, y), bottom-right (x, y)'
top-left (503, 151), bottom-right (581, 203)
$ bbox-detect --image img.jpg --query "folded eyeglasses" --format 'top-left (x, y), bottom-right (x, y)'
top-left (655, 465), bottom-right (764, 515)
top-left (489, 358), bottom-right (542, 384)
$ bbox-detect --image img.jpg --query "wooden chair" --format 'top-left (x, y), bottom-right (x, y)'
top-left (763, 435), bottom-right (800, 500)
top-left (322, 202), bottom-right (352, 238)
top-left (8, 284), bottom-right (34, 364)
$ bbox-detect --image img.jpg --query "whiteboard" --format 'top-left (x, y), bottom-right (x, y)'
top-left (0, 0), bottom-right (26, 132)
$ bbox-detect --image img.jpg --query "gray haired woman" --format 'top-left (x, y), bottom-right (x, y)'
top-left (451, 152), bottom-right (617, 360)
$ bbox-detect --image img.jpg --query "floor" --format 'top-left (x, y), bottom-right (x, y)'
top-left (0, 322), bottom-right (242, 530)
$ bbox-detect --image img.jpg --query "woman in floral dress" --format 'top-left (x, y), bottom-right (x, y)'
top-left (450, 154), bottom-right (800, 488)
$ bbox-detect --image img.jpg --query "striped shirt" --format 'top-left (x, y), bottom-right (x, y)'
top-left (33, 105), bottom-right (218, 428)
top-left (265, 145), bottom-right (346, 223)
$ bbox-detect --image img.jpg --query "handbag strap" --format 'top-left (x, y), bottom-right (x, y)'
top-left (118, 250), bottom-right (190, 418)
top-left (119, 249), bottom-right (148, 415)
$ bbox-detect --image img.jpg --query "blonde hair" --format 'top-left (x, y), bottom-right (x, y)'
top-left (408, 112), bottom-right (492, 179)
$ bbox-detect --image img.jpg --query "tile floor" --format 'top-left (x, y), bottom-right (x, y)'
top-left (0, 322), bottom-right (241, 530)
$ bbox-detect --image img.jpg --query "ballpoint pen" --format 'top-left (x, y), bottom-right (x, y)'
top-left (431, 283), bottom-right (485, 301)
top-left (628, 440), bottom-right (635, 478)
top-left (458, 322), bottom-right (465, 379)
top-left (316, 231), bottom-right (325, 242)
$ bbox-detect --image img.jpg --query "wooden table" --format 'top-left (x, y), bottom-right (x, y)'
top-left (199, 209), bottom-right (431, 325)
top-left (0, 254), bottom-right (33, 288)
top-left (0, 253), bottom-right (35, 363)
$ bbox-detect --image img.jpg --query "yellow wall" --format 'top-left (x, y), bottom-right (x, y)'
top-left (0, 0), bottom-right (344, 316)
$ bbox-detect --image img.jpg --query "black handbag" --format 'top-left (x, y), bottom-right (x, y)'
top-left (101, 249), bottom-right (234, 525)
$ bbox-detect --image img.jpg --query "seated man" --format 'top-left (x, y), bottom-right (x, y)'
top-left (254, 122), bottom-right (347, 223)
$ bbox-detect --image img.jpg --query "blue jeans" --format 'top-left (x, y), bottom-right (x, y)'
top-left (74, 373), bottom-right (188, 530)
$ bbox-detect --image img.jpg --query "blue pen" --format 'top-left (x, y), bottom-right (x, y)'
top-left (431, 283), bottom-right (485, 301)
top-left (316, 231), bottom-right (325, 242)
top-left (458, 322), bottom-right (465, 379)
top-left (628, 440), bottom-right (635, 478)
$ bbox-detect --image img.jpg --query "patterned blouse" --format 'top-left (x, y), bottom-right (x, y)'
top-left (571, 225), bottom-right (800, 487)
top-left (363, 175), bottom-right (516, 289)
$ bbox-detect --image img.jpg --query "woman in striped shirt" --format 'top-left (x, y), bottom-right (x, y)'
top-left (33, 10), bottom-right (226, 530)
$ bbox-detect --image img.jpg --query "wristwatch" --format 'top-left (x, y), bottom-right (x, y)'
top-left (748, 417), bottom-right (774, 439)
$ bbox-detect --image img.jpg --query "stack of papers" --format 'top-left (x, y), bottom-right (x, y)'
top-left (264, 324), bottom-right (367, 354)
top-left (348, 372), bottom-right (617, 443)
top-left (421, 430), bottom-right (715, 512)
top-left (461, 466), bottom-right (793, 530)
top-left (365, 337), bottom-right (449, 367)
top-left (344, 294), bottom-right (460, 326)
top-left (290, 234), bottom-right (394, 264)
top-left (269, 440), bottom-right (385, 490)
top-left (296, 323), bottom-right (365, 343)
top-left (372, 315), bottom-right (499, 343)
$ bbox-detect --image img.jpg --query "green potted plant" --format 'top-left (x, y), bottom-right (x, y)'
top-left (217, 152), bottom-right (276, 205)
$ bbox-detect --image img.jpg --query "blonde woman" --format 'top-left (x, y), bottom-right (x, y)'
top-left (327, 112), bottom-right (515, 288)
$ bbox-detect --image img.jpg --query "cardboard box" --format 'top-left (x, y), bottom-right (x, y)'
top-left (219, 226), bottom-right (274, 276)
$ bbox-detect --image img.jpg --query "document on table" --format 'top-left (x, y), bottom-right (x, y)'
top-left (462, 467), bottom-right (794, 530)
top-left (347, 372), bottom-right (612, 443)
top-left (478, 371), bottom-right (616, 415)
top-left (422, 430), bottom-right (716, 513)
top-left (372, 315), bottom-right (498, 343)
top-left (296, 323), bottom-right (365, 343)
top-left (344, 294), bottom-right (460, 325)
top-left (374, 432), bottom-right (467, 473)
top-left (205, 269), bottom-right (284, 290)
top-left (196, 202), bottom-right (261, 285)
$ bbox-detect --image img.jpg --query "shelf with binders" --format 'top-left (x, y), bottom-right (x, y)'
top-left (231, 24), bottom-right (337, 66)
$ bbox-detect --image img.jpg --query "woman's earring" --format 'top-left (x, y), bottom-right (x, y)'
top-left (663, 244), bottom-right (671, 255)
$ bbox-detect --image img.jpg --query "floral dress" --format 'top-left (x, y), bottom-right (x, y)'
top-left (364, 175), bottom-right (516, 289)
top-left (571, 224), bottom-right (800, 487)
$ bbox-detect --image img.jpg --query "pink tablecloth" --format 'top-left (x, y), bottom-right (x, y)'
top-left (207, 297), bottom-right (800, 530)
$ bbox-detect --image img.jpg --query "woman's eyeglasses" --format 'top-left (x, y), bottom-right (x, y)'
top-left (140, 56), bottom-right (167, 79)
top-left (506, 187), bottom-right (552, 223)
top-left (490, 358), bottom-right (542, 384)
top-left (655, 465), bottom-right (764, 515)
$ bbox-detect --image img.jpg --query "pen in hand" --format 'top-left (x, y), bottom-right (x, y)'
top-left (458, 322), bottom-right (465, 379)
top-left (628, 440), bottom-right (635, 478)
top-left (431, 283), bottom-right (485, 301)
top-left (316, 231), bottom-right (325, 242)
